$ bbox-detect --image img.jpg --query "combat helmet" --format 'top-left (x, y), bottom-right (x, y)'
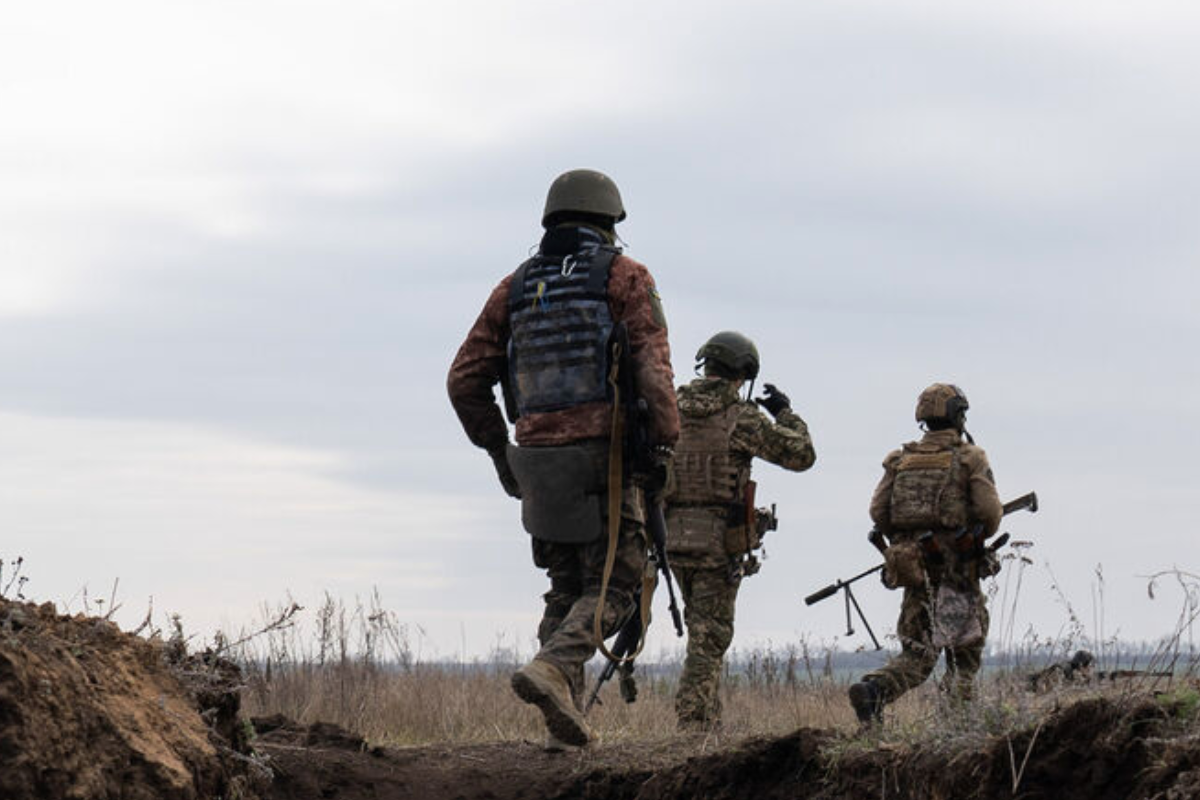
top-left (696, 331), bottom-right (760, 381)
top-left (542, 169), bottom-right (627, 228)
top-left (915, 383), bottom-right (969, 426)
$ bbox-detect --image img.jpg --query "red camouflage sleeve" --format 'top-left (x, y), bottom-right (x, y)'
top-left (608, 256), bottom-right (680, 447)
top-left (446, 276), bottom-right (512, 454)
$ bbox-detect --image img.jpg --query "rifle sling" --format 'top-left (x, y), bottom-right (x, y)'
top-left (593, 339), bottom-right (654, 666)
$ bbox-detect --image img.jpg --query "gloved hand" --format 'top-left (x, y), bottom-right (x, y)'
top-left (488, 447), bottom-right (522, 499)
top-left (754, 383), bottom-right (791, 417)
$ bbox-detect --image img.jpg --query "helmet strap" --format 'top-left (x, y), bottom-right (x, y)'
top-left (745, 377), bottom-right (756, 400)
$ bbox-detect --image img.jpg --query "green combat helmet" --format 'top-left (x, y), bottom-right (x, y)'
top-left (542, 169), bottom-right (627, 228)
top-left (915, 383), bottom-right (969, 426)
top-left (696, 331), bottom-right (760, 381)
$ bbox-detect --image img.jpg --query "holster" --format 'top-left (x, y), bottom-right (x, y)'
top-left (506, 444), bottom-right (604, 543)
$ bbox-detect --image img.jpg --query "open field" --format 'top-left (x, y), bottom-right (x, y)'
top-left (4, 584), bottom-right (1200, 799)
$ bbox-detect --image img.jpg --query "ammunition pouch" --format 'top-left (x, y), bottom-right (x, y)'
top-left (882, 540), bottom-right (925, 590)
top-left (506, 444), bottom-right (604, 543)
top-left (723, 523), bottom-right (759, 557)
top-left (664, 506), bottom-right (726, 565)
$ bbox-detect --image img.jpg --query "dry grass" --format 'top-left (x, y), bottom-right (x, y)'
top-left (226, 566), bottom-right (1200, 749)
top-left (228, 601), bottom-right (1197, 750)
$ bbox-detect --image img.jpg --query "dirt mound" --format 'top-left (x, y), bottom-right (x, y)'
top-left (632, 695), bottom-right (1200, 800)
top-left (0, 598), bottom-right (267, 800)
top-left (255, 695), bottom-right (1200, 800)
top-left (5, 596), bottom-right (1198, 800)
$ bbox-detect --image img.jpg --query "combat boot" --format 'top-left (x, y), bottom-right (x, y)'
top-left (512, 659), bottom-right (592, 747)
top-left (848, 679), bottom-right (883, 725)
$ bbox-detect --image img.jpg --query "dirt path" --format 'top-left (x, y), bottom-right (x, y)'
top-left (255, 697), bottom-right (1200, 800)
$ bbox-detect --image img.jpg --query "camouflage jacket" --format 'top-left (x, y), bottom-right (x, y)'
top-left (686, 379), bottom-right (816, 472)
top-left (447, 233), bottom-right (679, 452)
top-left (671, 377), bottom-right (815, 493)
top-left (869, 428), bottom-right (1002, 538)
top-left (664, 377), bottom-right (814, 565)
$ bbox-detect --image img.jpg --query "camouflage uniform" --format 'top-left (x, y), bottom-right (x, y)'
top-left (447, 224), bottom-right (679, 709)
top-left (666, 377), bottom-right (815, 726)
top-left (861, 428), bottom-right (1002, 705)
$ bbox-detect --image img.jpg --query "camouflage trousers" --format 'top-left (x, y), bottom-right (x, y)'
top-left (530, 480), bottom-right (648, 708)
top-left (670, 563), bottom-right (739, 725)
top-left (864, 583), bottom-right (989, 705)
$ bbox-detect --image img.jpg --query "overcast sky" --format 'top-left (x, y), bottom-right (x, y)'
top-left (2, 0), bottom-right (1198, 662)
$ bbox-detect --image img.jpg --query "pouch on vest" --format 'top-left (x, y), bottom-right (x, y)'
top-left (930, 583), bottom-right (983, 649)
top-left (882, 540), bottom-right (925, 590)
top-left (665, 506), bottom-right (726, 562)
top-left (507, 444), bottom-right (603, 543)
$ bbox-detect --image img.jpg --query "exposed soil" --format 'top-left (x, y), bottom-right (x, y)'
top-left (0, 597), bottom-right (268, 800)
top-left (256, 694), bottom-right (1200, 800)
top-left (4, 594), bottom-right (1199, 800)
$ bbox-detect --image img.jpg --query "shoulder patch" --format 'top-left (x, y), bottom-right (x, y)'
top-left (648, 286), bottom-right (667, 330)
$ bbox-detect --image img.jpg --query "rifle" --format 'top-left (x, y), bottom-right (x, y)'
top-left (585, 603), bottom-right (642, 711)
top-left (804, 492), bottom-right (1039, 648)
top-left (1097, 669), bottom-right (1174, 681)
top-left (953, 492), bottom-right (1038, 560)
top-left (586, 326), bottom-right (683, 711)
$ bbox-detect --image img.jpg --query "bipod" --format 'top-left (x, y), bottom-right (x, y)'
top-left (804, 564), bottom-right (883, 650)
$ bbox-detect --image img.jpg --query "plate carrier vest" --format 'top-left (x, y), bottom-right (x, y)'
top-left (666, 401), bottom-right (752, 561)
top-left (507, 244), bottom-right (619, 416)
top-left (889, 440), bottom-right (969, 531)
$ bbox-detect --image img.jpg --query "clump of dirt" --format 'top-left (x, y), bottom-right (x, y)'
top-left (0, 597), bottom-right (268, 800)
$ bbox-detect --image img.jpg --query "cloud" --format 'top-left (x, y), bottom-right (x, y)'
top-left (0, 0), bottom-right (1198, 654)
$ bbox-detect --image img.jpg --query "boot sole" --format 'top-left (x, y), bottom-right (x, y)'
top-left (511, 671), bottom-right (591, 747)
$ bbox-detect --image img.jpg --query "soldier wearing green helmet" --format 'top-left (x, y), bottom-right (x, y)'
top-left (663, 331), bottom-right (816, 730)
top-left (448, 169), bottom-right (678, 749)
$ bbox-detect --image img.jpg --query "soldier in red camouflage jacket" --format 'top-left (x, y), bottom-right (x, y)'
top-left (447, 169), bottom-right (678, 749)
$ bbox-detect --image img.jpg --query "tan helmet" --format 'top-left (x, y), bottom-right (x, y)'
top-left (542, 169), bottom-right (626, 227)
top-left (696, 331), bottom-right (760, 381)
top-left (915, 383), bottom-right (969, 424)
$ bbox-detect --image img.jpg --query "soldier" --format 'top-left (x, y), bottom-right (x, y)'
top-left (848, 383), bottom-right (1002, 723)
top-left (1027, 650), bottom-right (1094, 693)
top-left (665, 331), bottom-right (815, 730)
top-left (447, 169), bottom-right (679, 749)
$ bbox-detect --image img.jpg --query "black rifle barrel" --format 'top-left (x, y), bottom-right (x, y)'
top-left (646, 499), bottom-right (684, 636)
top-left (804, 564), bottom-right (883, 606)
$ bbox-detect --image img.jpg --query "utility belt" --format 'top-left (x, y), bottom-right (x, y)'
top-left (883, 527), bottom-right (994, 589)
top-left (882, 528), bottom-right (954, 589)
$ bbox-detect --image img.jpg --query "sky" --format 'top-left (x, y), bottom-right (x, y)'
top-left (2, 0), bottom-right (1198, 663)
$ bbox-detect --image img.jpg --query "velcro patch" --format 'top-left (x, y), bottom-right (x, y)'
top-left (648, 286), bottom-right (667, 330)
top-left (898, 451), bottom-right (954, 471)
